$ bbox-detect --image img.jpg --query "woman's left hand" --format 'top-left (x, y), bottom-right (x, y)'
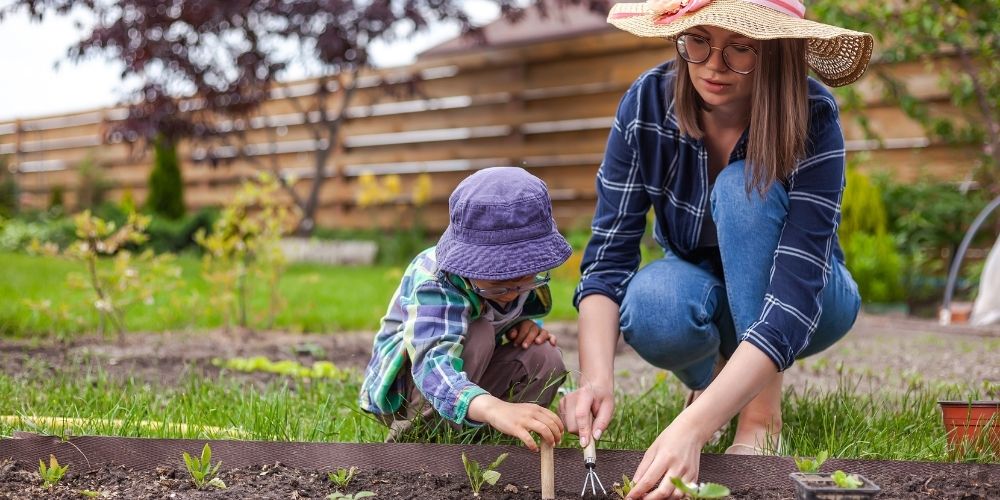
top-left (626, 416), bottom-right (705, 499)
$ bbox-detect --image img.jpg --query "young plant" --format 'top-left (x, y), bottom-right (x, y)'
top-left (182, 443), bottom-right (226, 489)
top-left (38, 454), bottom-right (68, 488)
top-left (461, 452), bottom-right (508, 497)
top-left (612, 474), bottom-right (635, 499)
top-left (328, 466), bottom-right (358, 489)
top-left (326, 492), bottom-right (375, 500)
top-left (793, 450), bottom-right (829, 473)
top-left (669, 477), bottom-right (730, 499)
top-left (831, 470), bottom-right (863, 489)
top-left (79, 490), bottom-right (101, 498)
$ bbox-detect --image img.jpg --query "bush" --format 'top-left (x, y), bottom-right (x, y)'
top-left (146, 208), bottom-right (218, 253)
top-left (839, 168), bottom-right (905, 304)
top-left (0, 156), bottom-right (17, 218)
top-left (49, 186), bottom-right (65, 211)
top-left (75, 157), bottom-right (112, 211)
top-left (146, 136), bottom-right (185, 220)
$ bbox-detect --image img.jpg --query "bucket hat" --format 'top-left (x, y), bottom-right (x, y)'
top-left (608, 0), bottom-right (874, 87)
top-left (436, 167), bottom-right (572, 281)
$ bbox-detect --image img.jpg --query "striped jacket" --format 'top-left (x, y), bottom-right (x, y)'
top-left (574, 61), bottom-right (847, 371)
top-left (360, 247), bottom-right (553, 425)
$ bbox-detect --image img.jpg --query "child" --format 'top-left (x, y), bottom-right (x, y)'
top-left (359, 166), bottom-right (572, 451)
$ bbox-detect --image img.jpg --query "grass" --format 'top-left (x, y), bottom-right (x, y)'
top-left (0, 362), bottom-right (996, 463)
top-left (0, 251), bottom-right (580, 337)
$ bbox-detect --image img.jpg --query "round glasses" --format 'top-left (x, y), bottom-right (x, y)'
top-left (676, 33), bottom-right (758, 75)
top-left (471, 272), bottom-right (551, 299)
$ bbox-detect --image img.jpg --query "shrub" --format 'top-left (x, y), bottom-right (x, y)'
top-left (75, 157), bottom-right (111, 211)
top-left (839, 168), bottom-right (905, 304)
top-left (49, 186), bottom-right (65, 211)
top-left (0, 156), bottom-right (17, 218)
top-left (147, 136), bottom-right (185, 220)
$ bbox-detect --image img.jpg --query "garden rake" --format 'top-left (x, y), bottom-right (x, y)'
top-left (580, 440), bottom-right (606, 497)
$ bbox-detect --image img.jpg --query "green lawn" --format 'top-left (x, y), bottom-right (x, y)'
top-left (0, 364), bottom-right (995, 463)
top-left (0, 252), bottom-right (580, 337)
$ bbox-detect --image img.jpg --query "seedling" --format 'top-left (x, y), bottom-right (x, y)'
top-left (831, 470), bottom-right (863, 489)
top-left (182, 443), bottom-right (226, 489)
top-left (79, 490), bottom-right (101, 498)
top-left (462, 452), bottom-right (508, 496)
top-left (326, 492), bottom-right (375, 500)
top-left (670, 477), bottom-right (730, 499)
top-left (328, 466), bottom-right (358, 489)
top-left (38, 454), bottom-right (69, 488)
top-left (793, 450), bottom-right (829, 473)
top-left (612, 474), bottom-right (635, 499)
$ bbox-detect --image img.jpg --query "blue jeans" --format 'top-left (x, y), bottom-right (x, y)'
top-left (619, 161), bottom-right (861, 390)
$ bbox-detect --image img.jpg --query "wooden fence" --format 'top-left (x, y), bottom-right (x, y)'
top-left (0, 28), bottom-right (981, 232)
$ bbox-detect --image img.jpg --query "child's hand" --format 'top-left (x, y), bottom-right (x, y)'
top-left (468, 395), bottom-right (563, 451)
top-left (488, 399), bottom-right (564, 451)
top-left (507, 320), bottom-right (556, 348)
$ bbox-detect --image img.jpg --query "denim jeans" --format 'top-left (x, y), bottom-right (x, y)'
top-left (619, 161), bottom-right (861, 390)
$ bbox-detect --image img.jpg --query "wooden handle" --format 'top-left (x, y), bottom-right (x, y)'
top-left (583, 439), bottom-right (597, 463)
top-left (540, 441), bottom-right (555, 500)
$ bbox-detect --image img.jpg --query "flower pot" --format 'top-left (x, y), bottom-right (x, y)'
top-left (938, 400), bottom-right (1000, 452)
top-left (789, 472), bottom-right (880, 500)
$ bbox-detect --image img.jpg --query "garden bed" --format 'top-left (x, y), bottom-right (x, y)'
top-left (1, 435), bottom-right (998, 499)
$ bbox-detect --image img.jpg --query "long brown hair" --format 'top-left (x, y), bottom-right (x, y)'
top-left (674, 37), bottom-right (809, 194)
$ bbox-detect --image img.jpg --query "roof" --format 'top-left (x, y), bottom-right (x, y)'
top-left (418, 1), bottom-right (614, 59)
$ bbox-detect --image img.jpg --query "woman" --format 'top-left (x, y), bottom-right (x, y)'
top-left (558, 0), bottom-right (873, 497)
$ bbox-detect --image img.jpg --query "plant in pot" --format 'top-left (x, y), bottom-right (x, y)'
top-left (938, 399), bottom-right (1000, 454)
top-left (790, 452), bottom-right (880, 500)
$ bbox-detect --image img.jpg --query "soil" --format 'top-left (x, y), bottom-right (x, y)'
top-left (1, 313), bottom-right (997, 395)
top-left (1, 459), bottom-right (997, 499)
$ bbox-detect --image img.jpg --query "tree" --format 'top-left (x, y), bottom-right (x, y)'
top-left (147, 136), bottom-right (185, 220)
top-left (3, 0), bottom-right (607, 235)
top-left (811, 0), bottom-right (1000, 191)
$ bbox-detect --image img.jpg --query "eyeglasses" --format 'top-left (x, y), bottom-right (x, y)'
top-left (676, 33), bottom-right (758, 75)
top-left (471, 272), bottom-right (551, 298)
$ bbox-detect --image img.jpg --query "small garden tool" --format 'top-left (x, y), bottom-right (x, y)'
top-left (580, 439), bottom-right (606, 497)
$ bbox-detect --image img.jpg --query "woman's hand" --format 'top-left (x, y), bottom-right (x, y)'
top-left (558, 381), bottom-right (614, 447)
top-left (507, 320), bottom-right (556, 348)
top-left (626, 416), bottom-right (705, 499)
top-left (470, 395), bottom-right (563, 451)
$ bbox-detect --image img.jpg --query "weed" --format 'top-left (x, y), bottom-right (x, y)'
top-left (669, 477), bottom-right (730, 499)
top-left (831, 470), bottom-right (862, 489)
top-left (612, 474), bottom-right (635, 499)
top-left (38, 454), bottom-right (68, 488)
top-left (328, 466), bottom-right (358, 489)
top-left (182, 443), bottom-right (226, 489)
top-left (462, 452), bottom-right (508, 496)
top-left (793, 450), bottom-right (829, 473)
top-left (326, 492), bottom-right (375, 500)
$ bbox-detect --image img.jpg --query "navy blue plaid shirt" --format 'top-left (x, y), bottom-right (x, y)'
top-left (574, 61), bottom-right (847, 371)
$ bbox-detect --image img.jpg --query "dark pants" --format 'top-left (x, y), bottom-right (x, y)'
top-left (383, 318), bottom-right (566, 441)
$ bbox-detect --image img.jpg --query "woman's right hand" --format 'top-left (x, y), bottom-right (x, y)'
top-left (558, 380), bottom-right (615, 447)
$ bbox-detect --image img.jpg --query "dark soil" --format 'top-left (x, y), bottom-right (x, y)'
top-left (1, 459), bottom-right (997, 499)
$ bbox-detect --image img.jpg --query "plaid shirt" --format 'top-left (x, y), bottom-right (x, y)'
top-left (360, 247), bottom-right (553, 425)
top-left (575, 61), bottom-right (847, 371)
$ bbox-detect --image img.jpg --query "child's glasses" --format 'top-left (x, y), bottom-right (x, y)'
top-left (472, 272), bottom-right (551, 298)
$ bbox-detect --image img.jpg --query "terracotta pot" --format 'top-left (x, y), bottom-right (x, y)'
top-left (938, 400), bottom-right (1000, 452)
top-left (789, 472), bottom-right (880, 500)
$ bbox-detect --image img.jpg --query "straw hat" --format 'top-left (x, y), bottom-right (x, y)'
top-left (608, 0), bottom-right (874, 87)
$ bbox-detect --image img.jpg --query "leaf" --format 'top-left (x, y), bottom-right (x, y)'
top-left (353, 492), bottom-right (376, 499)
top-left (208, 477), bottom-right (227, 489)
top-left (487, 452), bottom-right (508, 471)
top-left (482, 470), bottom-right (501, 486)
top-left (696, 482), bottom-right (731, 498)
top-left (670, 477), bottom-right (697, 496)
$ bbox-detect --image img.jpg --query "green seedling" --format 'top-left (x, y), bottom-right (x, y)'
top-left (38, 454), bottom-right (69, 488)
top-left (461, 452), bottom-right (508, 496)
top-left (326, 492), bottom-right (375, 500)
top-left (793, 450), bottom-right (829, 473)
top-left (831, 470), bottom-right (863, 489)
top-left (182, 443), bottom-right (226, 489)
top-left (612, 474), bottom-right (636, 499)
top-left (670, 477), bottom-right (730, 499)
top-left (328, 466), bottom-right (358, 489)
top-left (79, 490), bottom-right (101, 498)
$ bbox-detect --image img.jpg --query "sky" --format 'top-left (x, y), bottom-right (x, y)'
top-left (0, 2), bottom-right (500, 122)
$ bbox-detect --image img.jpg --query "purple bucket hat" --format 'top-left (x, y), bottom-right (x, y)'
top-left (436, 167), bottom-right (572, 281)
